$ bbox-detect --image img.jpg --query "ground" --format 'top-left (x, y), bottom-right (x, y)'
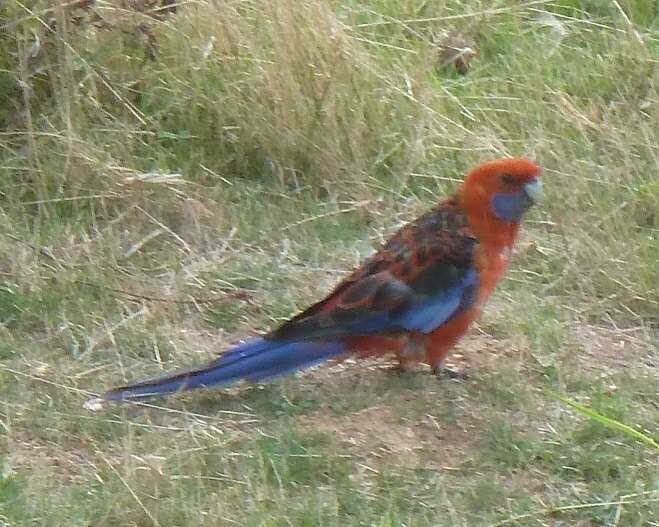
top-left (1, 0), bottom-right (658, 525)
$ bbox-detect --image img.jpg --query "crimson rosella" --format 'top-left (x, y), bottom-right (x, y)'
top-left (100, 158), bottom-right (541, 401)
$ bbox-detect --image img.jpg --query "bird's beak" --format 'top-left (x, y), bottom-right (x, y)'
top-left (523, 178), bottom-right (543, 204)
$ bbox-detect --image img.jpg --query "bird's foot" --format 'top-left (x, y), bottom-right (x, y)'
top-left (389, 362), bottom-right (417, 375)
top-left (432, 364), bottom-right (469, 380)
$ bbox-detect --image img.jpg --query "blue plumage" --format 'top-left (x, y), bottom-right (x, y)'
top-left (395, 269), bottom-right (478, 333)
top-left (491, 190), bottom-right (533, 222)
top-left (327, 268), bottom-right (478, 335)
top-left (104, 338), bottom-right (346, 400)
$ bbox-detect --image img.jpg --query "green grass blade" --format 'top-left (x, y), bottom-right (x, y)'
top-left (548, 390), bottom-right (659, 450)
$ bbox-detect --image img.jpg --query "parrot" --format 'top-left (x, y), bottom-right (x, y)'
top-left (99, 158), bottom-right (542, 401)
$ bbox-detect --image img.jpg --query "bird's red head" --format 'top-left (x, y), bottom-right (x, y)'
top-left (459, 158), bottom-right (541, 223)
top-left (457, 158), bottom-right (541, 249)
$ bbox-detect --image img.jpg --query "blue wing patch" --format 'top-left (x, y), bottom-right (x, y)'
top-left (393, 268), bottom-right (478, 333)
top-left (335, 268), bottom-right (478, 335)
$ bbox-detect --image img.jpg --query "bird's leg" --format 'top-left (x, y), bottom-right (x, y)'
top-left (391, 359), bottom-right (414, 374)
top-left (426, 330), bottom-right (470, 380)
top-left (393, 334), bottom-right (426, 372)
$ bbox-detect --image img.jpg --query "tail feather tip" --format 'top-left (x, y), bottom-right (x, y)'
top-left (84, 397), bottom-right (106, 411)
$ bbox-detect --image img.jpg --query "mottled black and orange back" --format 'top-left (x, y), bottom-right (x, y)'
top-left (268, 199), bottom-right (478, 342)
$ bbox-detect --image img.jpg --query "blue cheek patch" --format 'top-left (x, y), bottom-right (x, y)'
top-left (491, 191), bottom-right (530, 222)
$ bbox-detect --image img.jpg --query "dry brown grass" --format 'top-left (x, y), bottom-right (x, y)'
top-left (1, 0), bottom-right (657, 525)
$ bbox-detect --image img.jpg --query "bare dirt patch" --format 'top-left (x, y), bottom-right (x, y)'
top-left (571, 324), bottom-right (657, 376)
top-left (303, 404), bottom-right (478, 472)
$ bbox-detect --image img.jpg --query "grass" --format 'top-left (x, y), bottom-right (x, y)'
top-left (1, 0), bottom-right (658, 525)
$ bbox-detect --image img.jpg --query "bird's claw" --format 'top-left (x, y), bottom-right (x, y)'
top-left (432, 366), bottom-right (469, 380)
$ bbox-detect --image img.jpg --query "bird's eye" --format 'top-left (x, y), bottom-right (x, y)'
top-left (500, 173), bottom-right (516, 186)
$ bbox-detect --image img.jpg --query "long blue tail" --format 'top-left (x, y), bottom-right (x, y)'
top-left (103, 338), bottom-right (345, 401)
